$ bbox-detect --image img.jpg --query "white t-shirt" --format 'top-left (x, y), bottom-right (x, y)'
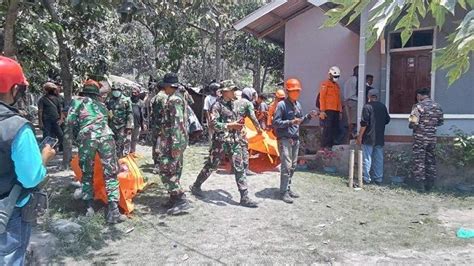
top-left (203, 95), bottom-right (217, 111)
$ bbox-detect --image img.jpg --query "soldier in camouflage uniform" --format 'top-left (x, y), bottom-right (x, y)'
top-left (64, 79), bottom-right (126, 224)
top-left (234, 87), bottom-right (262, 174)
top-left (150, 82), bottom-right (168, 172)
top-left (159, 73), bottom-right (191, 215)
top-left (409, 88), bottom-right (444, 191)
top-left (190, 81), bottom-right (258, 208)
top-left (106, 85), bottom-right (134, 158)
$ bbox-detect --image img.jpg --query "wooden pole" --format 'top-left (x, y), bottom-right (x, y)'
top-left (348, 149), bottom-right (354, 188)
top-left (358, 149), bottom-right (363, 188)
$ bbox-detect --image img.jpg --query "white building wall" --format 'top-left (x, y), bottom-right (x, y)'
top-left (284, 7), bottom-right (381, 120)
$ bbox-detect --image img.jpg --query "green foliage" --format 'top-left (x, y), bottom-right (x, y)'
top-left (1, 0), bottom-right (280, 92)
top-left (324, 0), bottom-right (474, 86)
top-left (386, 150), bottom-right (412, 177)
top-left (452, 129), bottom-right (474, 167)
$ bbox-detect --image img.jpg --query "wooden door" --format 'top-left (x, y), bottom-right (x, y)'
top-left (389, 50), bottom-right (432, 113)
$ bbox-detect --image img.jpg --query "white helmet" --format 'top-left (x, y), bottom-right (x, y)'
top-left (329, 66), bottom-right (341, 76)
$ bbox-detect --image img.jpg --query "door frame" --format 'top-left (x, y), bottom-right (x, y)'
top-left (385, 27), bottom-right (436, 116)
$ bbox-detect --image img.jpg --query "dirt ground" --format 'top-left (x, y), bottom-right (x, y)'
top-left (44, 144), bottom-right (474, 265)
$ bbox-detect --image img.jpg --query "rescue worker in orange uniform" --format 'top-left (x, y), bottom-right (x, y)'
top-left (319, 66), bottom-right (343, 148)
top-left (266, 89), bottom-right (286, 129)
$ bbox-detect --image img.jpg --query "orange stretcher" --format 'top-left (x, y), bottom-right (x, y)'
top-left (71, 154), bottom-right (147, 214)
top-left (245, 117), bottom-right (280, 163)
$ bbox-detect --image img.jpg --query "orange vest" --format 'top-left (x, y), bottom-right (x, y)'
top-left (319, 80), bottom-right (342, 112)
top-left (267, 100), bottom-right (279, 126)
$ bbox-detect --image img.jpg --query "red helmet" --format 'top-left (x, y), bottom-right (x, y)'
top-left (0, 56), bottom-right (28, 93)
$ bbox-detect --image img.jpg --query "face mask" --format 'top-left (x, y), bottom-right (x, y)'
top-left (288, 91), bottom-right (300, 102)
top-left (131, 95), bottom-right (139, 102)
top-left (112, 91), bottom-right (122, 98)
top-left (332, 77), bottom-right (339, 82)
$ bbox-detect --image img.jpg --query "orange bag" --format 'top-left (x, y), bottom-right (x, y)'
top-left (245, 117), bottom-right (280, 163)
top-left (71, 154), bottom-right (147, 214)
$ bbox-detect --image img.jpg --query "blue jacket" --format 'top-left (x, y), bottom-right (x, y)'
top-left (272, 99), bottom-right (312, 140)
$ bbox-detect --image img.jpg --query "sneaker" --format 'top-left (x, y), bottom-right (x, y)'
top-left (288, 190), bottom-right (300, 198)
top-left (240, 196), bottom-right (258, 208)
top-left (281, 192), bottom-right (294, 204)
top-left (167, 195), bottom-right (192, 215)
top-left (374, 180), bottom-right (383, 186)
top-left (106, 202), bottom-right (127, 224)
top-left (189, 184), bottom-right (205, 198)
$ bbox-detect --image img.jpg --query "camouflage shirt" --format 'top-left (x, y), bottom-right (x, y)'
top-left (150, 91), bottom-right (168, 132)
top-left (106, 94), bottom-right (134, 131)
top-left (233, 98), bottom-right (261, 139)
top-left (409, 98), bottom-right (444, 143)
top-left (65, 96), bottom-right (114, 141)
top-left (210, 97), bottom-right (242, 143)
top-left (162, 91), bottom-right (189, 151)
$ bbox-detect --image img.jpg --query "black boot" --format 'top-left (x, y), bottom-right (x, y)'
top-left (167, 193), bottom-right (191, 215)
top-left (106, 201), bottom-right (127, 224)
top-left (281, 191), bottom-right (294, 204)
top-left (86, 200), bottom-right (95, 217)
top-left (239, 190), bottom-right (258, 208)
top-left (288, 189), bottom-right (300, 198)
top-left (425, 179), bottom-right (435, 192)
top-left (189, 184), bottom-right (205, 198)
top-left (415, 180), bottom-right (426, 192)
top-left (161, 194), bottom-right (177, 209)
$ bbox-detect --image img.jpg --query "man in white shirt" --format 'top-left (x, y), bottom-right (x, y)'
top-left (203, 82), bottom-right (220, 139)
top-left (343, 66), bottom-right (358, 138)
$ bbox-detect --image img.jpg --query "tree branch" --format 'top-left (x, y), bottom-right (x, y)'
top-left (186, 22), bottom-right (213, 35)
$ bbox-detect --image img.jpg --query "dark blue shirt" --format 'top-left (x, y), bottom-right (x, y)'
top-left (272, 99), bottom-right (311, 140)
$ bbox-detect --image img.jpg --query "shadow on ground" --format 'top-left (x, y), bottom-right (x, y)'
top-left (255, 187), bottom-right (281, 200)
top-left (193, 189), bottom-right (240, 206)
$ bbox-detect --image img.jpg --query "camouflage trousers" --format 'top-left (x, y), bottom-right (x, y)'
top-left (159, 147), bottom-right (186, 195)
top-left (239, 139), bottom-right (250, 171)
top-left (412, 140), bottom-right (437, 182)
top-left (111, 127), bottom-right (130, 158)
top-left (194, 140), bottom-right (248, 192)
top-left (78, 136), bottom-right (119, 202)
top-left (151, 128), bottom-right (161, 166)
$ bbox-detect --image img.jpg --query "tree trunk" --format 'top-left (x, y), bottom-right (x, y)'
top-left (42, 0), bottom-right (74, 169)
top-left (261, 66), bottom-right (269, 92)
top-left (252, 54), bottom-right (262, 92)
top-left (215, 26), bottom-right (222, 81)
top-left (3, 0), bottom-right (21, 58)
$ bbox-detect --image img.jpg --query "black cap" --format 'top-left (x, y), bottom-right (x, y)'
top-left (209, 82), bottom-right (221, 92)
top-left (416, 87), bottom-right (430, 96)
top-left (162, 73), bottom-right (179, 88)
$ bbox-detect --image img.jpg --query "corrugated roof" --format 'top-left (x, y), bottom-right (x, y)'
top-left (234, 0), bottom-right (318, 46)
top-left (234, 0), bottom-right (360, 45)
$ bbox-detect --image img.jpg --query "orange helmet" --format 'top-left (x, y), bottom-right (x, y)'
top-left (285, 78), bottom-right (301, 91)
top-left (81, 79), bottom-right (102, 95)
top-left (275, 89), bottom-right (286, 99)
